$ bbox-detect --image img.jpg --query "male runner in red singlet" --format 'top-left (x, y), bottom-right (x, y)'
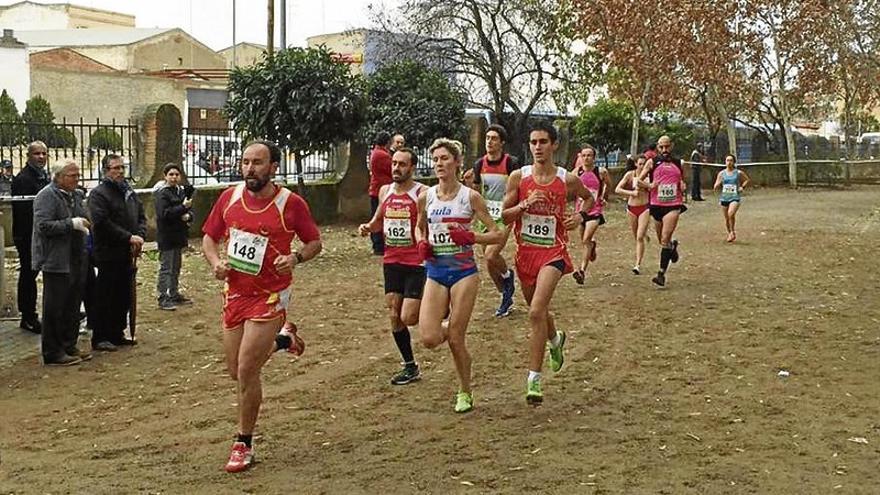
top-left (359, 147), bottom-right (427, 385)
top-left (501, 122), bottom-right (594, 405)
top-left (202, 140), bottom-right (322, 473)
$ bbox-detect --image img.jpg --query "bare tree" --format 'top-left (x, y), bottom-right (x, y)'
top-left (369, 0), bottom-right (592, 158)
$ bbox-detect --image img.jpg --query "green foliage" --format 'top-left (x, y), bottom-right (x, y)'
top-left (49, 127), bottom-right (77, 148)
top-left (90, 128), bottom-right (123, 150)
top-left (572, 98), bottom-right (632, 158)
top-left (364, 61), bottom-right (467, 148)
top-left (225, 47), bottom-right (366, 161)
top-left (644, 112), bottom-right (698, 156)
top-left (0, 89), bottom-right (25, 146)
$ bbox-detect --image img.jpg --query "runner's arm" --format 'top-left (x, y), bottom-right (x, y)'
top-left (615, 172), bottom-right (637, 197)
top-left (500, 170), bottom-right (524, 225)
top-left (202, 234), bottom-right (228, 280)
top-left (566, 172), bottom-right (594, 230)
top-left (358, 185), bottom-right (387, 235)
top-left (740, 170), bottom-right (752, 190)
top-left (638, 159), bottom-right (653, 184)
top-left (415, 190), bottom-right (428, 242)
top-left (713, 171), bottom-right (722, 192)
top-left (600, 167), bottom-right (612, 204)
top-left (469, 190), bottom-right (503, 245)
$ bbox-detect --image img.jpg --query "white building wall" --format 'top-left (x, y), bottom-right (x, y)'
top-left (0, 44), bottom-right (30, 110)
top-left (74, 46), bottom-right (129, 71)
top-left (0, 4), bottom-right (69, 30)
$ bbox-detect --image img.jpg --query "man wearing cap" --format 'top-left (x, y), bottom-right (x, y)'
top-left (0, 160), bottom-right (13, 196)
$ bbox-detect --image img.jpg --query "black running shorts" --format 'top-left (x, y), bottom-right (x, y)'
top-left (383, 263), bottom-right (427, 299)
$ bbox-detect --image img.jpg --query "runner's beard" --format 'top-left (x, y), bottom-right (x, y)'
top-left (392, 171), bottom-right (411, 183)
top-left (245, 176), bottom-right (270, 191)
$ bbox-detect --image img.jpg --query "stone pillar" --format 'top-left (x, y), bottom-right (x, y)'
top-left (336, 140), bottom-right (371, 222)
top-left (132, 104), bottom-right (182, 188)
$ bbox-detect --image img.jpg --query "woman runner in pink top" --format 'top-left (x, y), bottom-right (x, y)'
top-left (571, 146), bottom-right (611, 285)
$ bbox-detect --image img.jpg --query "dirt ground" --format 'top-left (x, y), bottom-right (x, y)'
top-left (1, 186), bottom-right (878, 494)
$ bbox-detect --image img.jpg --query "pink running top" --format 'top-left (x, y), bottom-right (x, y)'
top-left (577, 167), bottom-right (603, 216)
top-left (649, 160), bottom-right (684, 207)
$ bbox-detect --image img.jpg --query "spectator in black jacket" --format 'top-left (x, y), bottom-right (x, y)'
top-left (88, 154), bottom-right (146, 352)
top-left (11, 141), bottom-right (51, 333)
top-left (154, 163), bottom-right (193, 310)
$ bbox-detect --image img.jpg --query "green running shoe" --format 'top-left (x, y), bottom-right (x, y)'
top-left (548, 330), bottom-right (566, 372)
top-left (526, 380), bottom-right (543, 405)
top-left (454, 391), bottom-right (474, 413)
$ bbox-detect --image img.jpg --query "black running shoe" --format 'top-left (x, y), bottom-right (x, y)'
top-left (652, 271), bottom-right (666, 287)
top-left (671, 239), bottom-right (679, 263)
top-left (390, 364), bottom-right (421, 385)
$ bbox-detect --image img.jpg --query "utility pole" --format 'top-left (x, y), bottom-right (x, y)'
top-left (280, 0), bottom-right (286, 49)
top-left (232, 0), bottom-right (237, 67)
top-left (267, 0), bottom-right (274, 57)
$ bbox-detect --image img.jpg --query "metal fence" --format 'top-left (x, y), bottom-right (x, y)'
top-left (0, 119), bottom-right (137, 188)
top-left (182, 127), bottom-right (342, 185)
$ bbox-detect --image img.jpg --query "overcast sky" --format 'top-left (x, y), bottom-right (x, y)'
top-left (1, 0), bottom-right (397, 50)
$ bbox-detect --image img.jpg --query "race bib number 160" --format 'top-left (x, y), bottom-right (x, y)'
top-left (227, 228), bottom-right (269, 275)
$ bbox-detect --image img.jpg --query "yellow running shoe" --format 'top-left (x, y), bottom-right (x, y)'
top-left (454, 390), bottom-right (474, 413)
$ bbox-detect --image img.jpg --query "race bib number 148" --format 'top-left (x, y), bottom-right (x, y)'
top-left (227, 228), bottom-right (269, 275)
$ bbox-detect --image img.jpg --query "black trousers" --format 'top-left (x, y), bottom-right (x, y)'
top-left (690, 165), bottom-right (703, 199)
top-left (369, 195), bottom-right (385, 254)
top-left (92, 260), bottom-right (133, 346)
top-left (41, 267), bottom-right (84, 360)
top-left (15, 238), bottom-right (39, 321)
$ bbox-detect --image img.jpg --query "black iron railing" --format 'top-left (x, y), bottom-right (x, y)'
top-left (0, 118), bottom-right (137, 188)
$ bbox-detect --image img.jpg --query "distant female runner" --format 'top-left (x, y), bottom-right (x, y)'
top-left (614, 155), bottom-right (651, 274)
top-left (571, 146), bottom-right (610, 285)
top-left (713, 154), bottom-right (751, 243)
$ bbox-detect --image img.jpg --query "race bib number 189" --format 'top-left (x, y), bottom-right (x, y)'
top-left (227, 228), bottom-right (269, 275)
top-left (521, 213), bottom-right (556, 247)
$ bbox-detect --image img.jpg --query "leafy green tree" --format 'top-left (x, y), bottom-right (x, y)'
top-left (22, 95), bottom-right (56, 144)
top-left (49, 127), bottom-right (77, 148)
top-left (572, 98), bottom-right (632, 165)
top-left (364, 60), bottom-right (467, 149)
top-left (0, 89), bottom-right (25, 146)
top-left (90, 128), bottom-right (123, 150)
top-left (225, 47), bottom-right (366, 184)
top-left (643, 112), bottom-right (697, 157)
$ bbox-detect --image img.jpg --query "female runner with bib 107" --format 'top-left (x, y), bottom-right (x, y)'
top-left (415, 138), bottom-right (503, 413)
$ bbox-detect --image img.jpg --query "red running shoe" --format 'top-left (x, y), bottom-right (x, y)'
top-left (225, 441), bottom-right (254, 473)
top-left (276, 322), bottom-right (305, 356)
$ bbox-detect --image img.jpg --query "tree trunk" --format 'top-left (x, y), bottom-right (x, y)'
top-left (267, 0), bottom-right (275, 57)
top-left (781, 107), bottom-right (797, 188)
top-left (717, 99), bottom-right (737, 157)
top-left (629, 112), bottom-right (641, 157)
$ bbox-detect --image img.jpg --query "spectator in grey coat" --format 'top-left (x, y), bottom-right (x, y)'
top-left (32, 158), bottom-right (91, 366)
top-left (154, 163), bottom-right (193, 310)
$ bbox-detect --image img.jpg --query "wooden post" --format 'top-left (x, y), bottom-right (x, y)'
top-left (267, 0), bottom-right (274, 58)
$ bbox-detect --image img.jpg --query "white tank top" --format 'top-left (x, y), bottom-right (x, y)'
top-left (425, 184), bottom-right (473, 257)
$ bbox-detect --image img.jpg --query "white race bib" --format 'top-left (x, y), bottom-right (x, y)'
top-left (428, 222), bottom-right (457, 255)
top-left (521, 213), bottom-right (556, 247)
top-left (383, 217), bottom-right (412, 247)
top-left (658, 183), bottom-right (677, 203)
top-left (486, 200), bottom-right (503, 221)
top-left (227, 228), bottom-right (269, 275)
top-left (722, 183), bottom-right (738, 196)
